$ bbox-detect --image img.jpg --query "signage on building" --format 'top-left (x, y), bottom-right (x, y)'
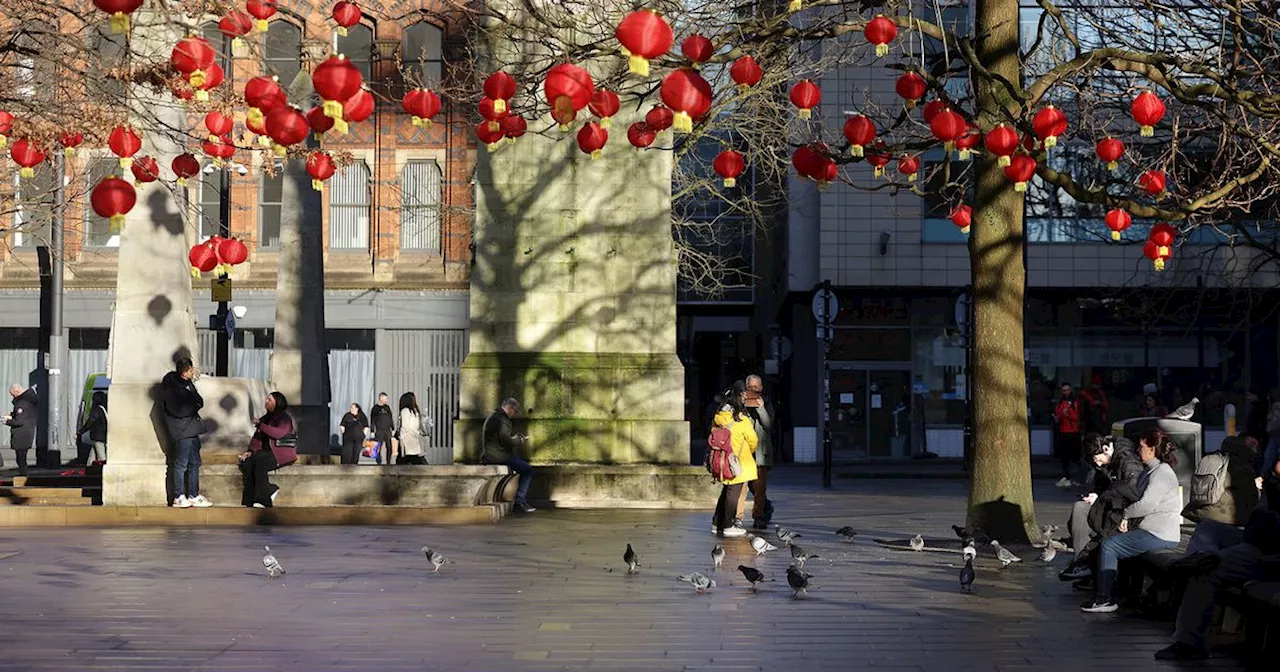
top-left (211, 277), bottom-right (232, 303)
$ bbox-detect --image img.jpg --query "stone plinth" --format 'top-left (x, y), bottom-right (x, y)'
top-left (526, 465), bottom-right (719, 509)
top-left (196, 464), bottom-right (510, 508)
top-left (193, 377), bottom-right (271, 454)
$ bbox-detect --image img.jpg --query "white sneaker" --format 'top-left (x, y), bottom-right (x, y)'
top-left (173, 495), bottom-right (192, 508)
top-left (722, 525), bottom-right (747, 538)
top-left (190, 495), bottom-right (213, 508)
top-left (1055, 477), bottom-right (1073, 488)
top-left (252, 503), bottom-right (266, 509)
top-left (270, 486), bottom-right (280, 503)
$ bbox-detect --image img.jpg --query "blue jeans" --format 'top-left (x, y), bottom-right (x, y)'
top-left (506, 456), bottom-right (533, 505)
top-left (1185, 519), bottom-right (1245, 556)
top-left (1097, 530), bottom-right (1177, 599)
top-left (172, 437), bottom-right (202, 499)
top-left (1259, 436), bottom-right (1280, 478)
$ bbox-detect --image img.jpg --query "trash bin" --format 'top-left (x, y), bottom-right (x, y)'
top-left (1111, 417), bottom-right (1203, 513)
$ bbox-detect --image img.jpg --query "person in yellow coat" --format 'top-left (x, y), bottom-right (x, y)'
top-left (711, 380), bottom-right (758, 538)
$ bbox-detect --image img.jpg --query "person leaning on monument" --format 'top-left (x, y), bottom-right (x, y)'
top-left (3, 383), bottom-right (38, 477)
top-left (162, 358), bottom-right (212, 508)
top-left (744, 374), bottom-right (776, 530)
top-left (482, 398), bottom-right (536, 513)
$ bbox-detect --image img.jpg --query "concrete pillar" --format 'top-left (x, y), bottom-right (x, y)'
top-left (269, 165), bottom-right (330, 459)
top-left (102, 14), bottom-right (200, 506)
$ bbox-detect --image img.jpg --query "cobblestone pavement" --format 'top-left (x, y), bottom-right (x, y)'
top-left (0, 470), bottom-right (1248, 671)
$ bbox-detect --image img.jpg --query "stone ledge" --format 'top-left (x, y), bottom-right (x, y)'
top-left (198, 464), bottom-right (511, 508)
top-left (0, 504), bottom-right (506, 527)
top-left (527, 464), bottom-right (719, 509)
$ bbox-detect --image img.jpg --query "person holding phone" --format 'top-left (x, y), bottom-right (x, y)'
top-left (482, 398), bottom-right (536, 513)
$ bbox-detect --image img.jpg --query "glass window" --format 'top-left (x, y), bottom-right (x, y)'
top-left (402, 22), bottom-right (444, 88)
top-left (400, 159), bottom-right (442, 253)
top-left (84, 159), bottom-right (120, 248)
top-left (199, 172), bottom-right (224, 240)
top-left (259, 170), bottom-right (284, 248)
top-left (87, 25), bottom-right (128, 103)
top-left (337, 23), bottom-right (374, 81)
top-left (922, 6), bottom-right (970, 102)
top-left (12, 167), bottom-right (55, 248)
top-left (15, 21), bottom-right (57, 102)
top-left (329, 162), bottom-right (370, 250)
top-left (262, 20), bottom-right (302, 87)
top-left (912, 325), bottom-right (969, 425)
top-left (199, 21), bottom-right (231, 69)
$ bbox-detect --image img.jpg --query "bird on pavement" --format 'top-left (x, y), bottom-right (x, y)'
top-left (962, 541), bottom-right (977, 562)
top-left (262, 546), bottom-right (285, 578)
top-left (748, 534), bottom-right (778, 556)
top-left (678, 572), bottom-right (716, 593)
top-left (954, 525), bottom-right (992, 545)
top-left (775, 525), bottom-right (801, 543)
top-left (959, 558), bottom-right (975, 593)
top-left (909, 534), bottom-right (925, 552)
top-left (835, 526), bottom-right (857, 541)
top-left (711, 544), bottom-right (725, 571)
top-left (738, 565), bottom-right (773, 591)
top-left (1166, 397), bottom-right (1199, 421)
top-left (422, 546), bottom-right (450, 572)
top-left (786, 565), bottom-right (812, 598)
top-left (991, 541), bottom-right (1021, 567)
top-left (789, 542), bottom-right (819, 568)
top-left (951, 524), bottom-right (970, 540)
top-left (1039, 544), bottom-right (1057, 563)
top-left (624, 543), bottom-right (641, 573)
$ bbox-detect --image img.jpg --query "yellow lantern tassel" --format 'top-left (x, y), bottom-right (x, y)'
top-left (195, 90), bottom-right (209, 102)
top-left (213, 158), bottom-right (225, 168)
top-left (600, 117), bottom-right (612, 129)
top-left (177, 177), bottom-right (188, 187)
top-left (336, 27), bottom-right (348, 37)
top-left (323, 100), bottom-right (344, 119)
top-left (255, 19), bottom-right (268, 33)
top-left (737, 83), bottom-right (749, 94)
top-left (789, 0), bottom-right (802, 11)
top-left (1154, 258), bottom-right (1166, 271)
top-left (1111, 230), bottom-right (1121, 241)
top-left (109, 214), bottom-right (125, 232)
top-left (334, 118), bottom-right (350, 135)
top-left (590, 149), bottom-right (602, 160)
top-left (64, 147), bottom-right (76, 158)
top-left (0, 136), bottom-right (7, 149)
top-left (248, 108), bottom-right (264, 128)
top-left (19, 167), bottom-right (34, 178)
top-left (958, 149), bottom-right (971, 161)
top-left (110, 13), bottom-right (130, 34)
top-left (798, 108), bottom-right (811, 120)
top-left (908, 173), bottom-right (917, 182)
top-left (312, 179), bottom-right (323, 191)
top-left (1014, 182), bottom-right (1027, 192)
top-left (257, 135), bottom-right (272, 148)
top-left (1158, 245), bottom-right (1170, 257)
top-left (189, 70), bottom-right (207, 88)
top-left (1044, 135), bottom-right (1058, 149)
top-left (232, 37), bottom-right (245, 51)
top-left (558, 124), bottom-right (571, 133)
top-left (1141, 125), bottom-right (1153, 137)
top-left (998, 155), bottom-right (1011, 167)
top-left (486, 142), bottom-right (499, 153)
top-left (874, 166), bottom-right (884, 178)
top-left (493, 99), bottom-right (506, 114)
top-left (818, 181), bottom-right (831, 191)
top-left (723, 177), bottom-right (736, 188)
top-left (960, 225), bottom-right (971, 235)
top-left (208, 134), bottom-right (220, 143)
top-left (271, 144), bottom-right (286, 157)
top-left (850, 145), bottom-right (864, 157)
top-left (944, 142), bottom-right (955, 153)
top-left (876, 44), bottom-right (888, 58)
top-left (673, 111), bottom-right (692, 133)
top-left (411, 117), bottom-right (425, 127)
top-left (905, 99), bottom-right (917, 109)
top-left (1107, 160), bottom-right (1118, 171)
top-left (119, 157), bottom-right (133, 169)
top-left (627, 54), bottom-right (650, 77)
top-left (190, 267), bottom-right (201, 279)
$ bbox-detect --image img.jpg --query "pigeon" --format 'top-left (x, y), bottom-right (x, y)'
top-left (737, 565), bottom-right (773, 591)
top-left (909, 534), bottom-right (925, 552)
top-left (1037, 525), bottom-right (1060, 548)
top-left (959, 558), bottom-right (975, 593)
top-left (711, 544), bottom-right (725, 571)
top-left (422, 546), bottom-right (449, 572)
top-left (962, 542), bottom-right (977, 562)
top-left (835, 526), bottom-right (857, 541)
top-left (775, 525), bottom-right (801, 543)
top-left (748, 534), bottom-right (778, 556)
top-left (262, 546), bottom-right (285, 578)
top-left (678, 572), bottom-right (716, 593)
top-left (624, 543), bottom-right (641, 573)
top-left (951, 524), bottom-right (970, 540)
top-left (789, 542), bottom-right (819, 568)
top-left (1039, 544), bottom-right (1057, 563)
top-left (1166, 397), bottom-right (1199, 421)
top-left (954, 525), bottom-right (992, 545)
top-left (786, 565), bottom-right (812, 598)
top-left (991, 540), bottom-right (1021, 567)
top-left (1050, 539), bottom-right (1069, 551)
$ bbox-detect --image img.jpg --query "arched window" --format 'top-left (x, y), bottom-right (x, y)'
top-left (338, 23), bottom-right (374, 81)
top-left (401, 22), bottom-right (443, 88)
top-left (261, 19), bottom-right (302, 87)
top-left (329, 162), bottom-right (370, 250)
top-left (399, 159), bottom-right (442, 253)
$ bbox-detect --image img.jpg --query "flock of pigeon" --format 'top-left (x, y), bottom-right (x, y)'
top-left (657, 524), bottom-right (860, 598)
top-left (259, 544), bottom-right (451, 577)
top-left (950, 523), bottom-right (1067, 594)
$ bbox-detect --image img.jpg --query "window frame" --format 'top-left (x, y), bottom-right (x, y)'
top-left (328, 160), bottom-right (371, 251)
top-left (399, 158), bottom-right (444, 254)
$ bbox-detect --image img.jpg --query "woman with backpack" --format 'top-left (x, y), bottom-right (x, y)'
top-left (709, 381), bottom-right (758, 538)
top-left (239, 391), bottom-right (295, 508)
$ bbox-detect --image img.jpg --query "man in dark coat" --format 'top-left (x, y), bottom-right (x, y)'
top-left (1061, 434), bottom-right (1143, 581)
top-left (481, 397), bottom-right (535, 513)
top-left (4, 384), bottom-right (38, 476)
top-left (369, 392), bottom-right (396, 465)
top-left (161, 358), bottom-right (210, 508)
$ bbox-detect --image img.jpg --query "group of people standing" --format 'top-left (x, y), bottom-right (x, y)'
top-left (709, 374), bottom-right (775, 537)
top-left (337, 392), bottom-right (432, 465)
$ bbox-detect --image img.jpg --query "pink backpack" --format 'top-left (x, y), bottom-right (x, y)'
top-left (705, 425), bottom-right (741, 482)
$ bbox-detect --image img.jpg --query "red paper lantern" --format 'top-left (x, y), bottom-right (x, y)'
top-left (172, 153), bottom-right (201, 185)
top-left (342, 89), bottom-right (375, 126)
top-left (307, 105), bottom-right (335, 136)
top-left (483, 72), bottom-right (517, 114)
top-left (864, 15), bottom-right (898, 57)
top-left (265, 106), bottom-right (308, 155)
top-left (202, 135), bottom-right (235, 165)
top-left (130, 155), bottom-right (159, 183)
top-left (108, 125), bottom-right (142, 169)
top-left (478, 96), bottom-right (509, 133)
top-left (646, 106), bottom-right (674, 132)
top-left (984, 123), bottom-right (1018, 167)
top-left (813, 155), bottom-right (839, 187)
top-left (660, 68), bottom-right (713, 133)
top-left (789, 80), bottom-right (821, 120)
top-left (1104, 209), bottom-right (1132, 241)
top-left (402, 89), bottom-right (442, 127)
top-left (190, 243), bottom-right (219, 276)
top-left (544, 63), bottom-right (595, 129)
top-left (615, 10), bottom-right (674, 76)
top-left (194, 62), bottom-right (225, 101)
top-left (954, 127), bottom-right (981, 160)
top-left (1142, 239), bottom-right (1171, 271)
top-left (921, 99), bottom-right (949, 124)
top-left (312, 56), bottom-right (364, 132)
top-left (500, 115), bottom-right (527, 142)
top-left (305, 151), bottom-right (336, 191)
top-left (204, 111), bottom-right (234, 141)
top-left (59, 132), bottom-right (83, 157)
top-left (246, 0), bottom-right (277, 32)
top-left (589, 90), bottom-right (621, 128)
top-left (218, 10), bottom-right (254, 48)
top-left (895, 71), bottom-right (927, 108)
top-left (865, 142), bottom-right (891, 177)
top-left (792, 145), bottom-right (819, 179)
top-left (92, 0), bottom-right (143, 34)
top-left (950, 204), bottom-right (972, 234)
top-left (1003, 154), bottom-right (1037, 192)
top-left (1131, 91), bottom-right (1166, 137)
top-left (1149, 222), bottom-right (1177, 256)
top-left (1139, 169), bottom-right (1166, 197)
top-left (842, 115), bottom-right (876, 157)
top-left (171, 37), bottom-right (216, 88)
top-left (91, 176), bottom-right (136, 232)
top-left (332, 1), bottom-right (362, 37)
top-left (897, 154), bottom-right (921, 181)
top-left (627, 122), bottom-right (656, 149)
top-left (576, 122), bottom-right (609, 160)
top-left (730, 56), bottom-right (763, 93)
top-left (245, 76), bottom-right (287, 128)
top-left (681, 34), bottom-right (714, 65)
top-left (218, 237), bottom-right (249, 266)
top-left (0, 110), bottom-right (12, 149)
top-left (1095, 137), bottom-right (1125, 171)
top-left (930, 108), bottom-right (967, 149)
top-left (475, 121), bottom-right (504, 150)
top-left (713, 150), bottom-right (745, 187)
top-left (10, 139), bottom-right (46, 178)
top-left (1032, 105), bottom-right (1068, 148)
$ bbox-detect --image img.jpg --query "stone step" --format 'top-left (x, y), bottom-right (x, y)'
top-left (0, 503), bottom-right (506, 527)
top-left (198, 464), bottom-right (513, 508)
top-left (0, 486), bottom-right (101, 506)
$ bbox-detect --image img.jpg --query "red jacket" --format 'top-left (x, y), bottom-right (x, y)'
top-left (1054, 398), bottom-right (1080, 434)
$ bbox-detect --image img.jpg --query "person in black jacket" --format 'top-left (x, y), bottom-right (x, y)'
top-left (369, 393), bottom-right (395, 465)
top-left (162, 358), bottom-right (211, 508)
top-left (338, 403), bottom-right (369, 465)
top-left (3, 384), bottom-right (38, 476)
top-left (76, 391), bottom-right (109, 464)
top-left (481, 398), bottom-right (534, 513)
top-left (1061, 434), bottom-right (1144, 580)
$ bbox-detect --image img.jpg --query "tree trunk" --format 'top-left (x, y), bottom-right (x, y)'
top-left (967, 0), bottom-right (1037, 543)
